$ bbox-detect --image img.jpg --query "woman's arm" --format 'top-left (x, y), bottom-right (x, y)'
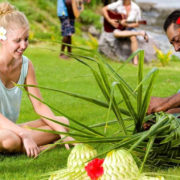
top-left (25, 60), bottom-right (68, 136)
top-left (0, 113), bottom-right (40, 157)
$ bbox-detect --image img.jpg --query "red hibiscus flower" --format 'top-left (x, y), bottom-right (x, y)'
top-left (176, 17), bottom-right (180, 25)
top-left (85, 158), bottom-right (104, 180)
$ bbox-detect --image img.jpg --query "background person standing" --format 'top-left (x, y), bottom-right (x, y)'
top-left (57, 0), bottom-right (74, 59)
top-left (57, 0), bottom-right (91, 59)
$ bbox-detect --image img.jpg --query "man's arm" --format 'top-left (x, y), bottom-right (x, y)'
top-left (147, 93), bottom-right (180, 114)
top-left (120, 19), bottom-right (139, 28)
top-left (102, 6), bottom-right (119, 28)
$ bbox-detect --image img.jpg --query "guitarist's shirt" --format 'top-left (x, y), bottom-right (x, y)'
top-left (107, 0), bottom-right (141, 22)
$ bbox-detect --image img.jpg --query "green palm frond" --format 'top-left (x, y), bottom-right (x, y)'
top-left (16, 48), bottom-right (180, 173)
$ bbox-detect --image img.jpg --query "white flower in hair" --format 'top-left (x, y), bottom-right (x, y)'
top-left (0, 27), bottom-right (7, 40)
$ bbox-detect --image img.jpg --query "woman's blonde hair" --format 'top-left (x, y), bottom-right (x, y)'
top-left (0, 2), bottom-right (29, 30)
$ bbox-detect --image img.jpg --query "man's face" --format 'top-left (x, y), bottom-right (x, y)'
top-left (166, 23), bottom-right (180, 52)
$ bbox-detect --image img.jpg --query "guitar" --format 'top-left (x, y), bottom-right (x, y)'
top-left (65, 0), bottom-right (85, 19)
top-left (104, 10), bottom-right (147, 33)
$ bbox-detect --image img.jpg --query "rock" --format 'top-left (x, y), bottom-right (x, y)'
top-left (137, 2), bottom-right (156, 11)
top-left (98, 31), bottom-right (158, 63)
top-left (137, 2), bottom-right (177, 27)
top-left (88, 25), bottom-right (101, 37)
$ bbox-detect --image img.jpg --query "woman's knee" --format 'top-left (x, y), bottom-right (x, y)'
top-left (0, 130), bottom-right (22, 152)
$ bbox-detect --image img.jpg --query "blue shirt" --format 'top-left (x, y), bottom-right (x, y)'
top-left (57, 0), bottom-right (68, 17)
top-left (0, 56), bottom-right (29, 122)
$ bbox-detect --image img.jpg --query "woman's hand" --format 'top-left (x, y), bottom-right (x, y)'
top-left (59, 126), bottom-right (76, 150)
top-left (61, 135), bottom-right (76, 150)
top-left (20, 133), bottom-right (40, 158)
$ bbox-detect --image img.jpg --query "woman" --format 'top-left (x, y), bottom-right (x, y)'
top-left (0, 2), bottom-right (73, 158)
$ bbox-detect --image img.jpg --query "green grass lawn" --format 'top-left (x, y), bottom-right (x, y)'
top-left (1, 42), bottom-right (180, 180)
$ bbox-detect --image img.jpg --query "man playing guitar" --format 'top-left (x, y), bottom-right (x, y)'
top-left (102, 0), bottom-right (148, 65)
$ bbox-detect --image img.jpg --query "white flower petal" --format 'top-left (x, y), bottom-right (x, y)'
top-left (2, 36), bottom-right (7, 40)
top-left (0, 28), bottom-right (5, 33)
top-left (0, 27), bottom-right (7, 41)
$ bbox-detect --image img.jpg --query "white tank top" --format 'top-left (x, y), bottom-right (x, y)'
top-left (0, 56), bottom-right (29, 122)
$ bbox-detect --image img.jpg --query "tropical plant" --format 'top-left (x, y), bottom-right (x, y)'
top-left (153, 46), bottom-right (173, 66)
top-left (79, 9), bottom-right (102, 30)
top-left (85, 33), bottom-right (99, 50)
top-left (17, 48), bottom-right (180, 178)
top-left (87, 0), bottom-right (102, 7)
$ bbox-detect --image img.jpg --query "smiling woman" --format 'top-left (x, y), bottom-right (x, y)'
top-left (0, 2), bottom-right (74, 158)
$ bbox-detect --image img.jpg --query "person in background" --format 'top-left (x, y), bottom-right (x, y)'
top-left (0, 2), bottom-right (74, 158)
top-left (102, 0), bottom-right (148, 65)
top-left (147, 10), bottom-right (180, 115)
top-left (57, 0), bottom-right (91, 59)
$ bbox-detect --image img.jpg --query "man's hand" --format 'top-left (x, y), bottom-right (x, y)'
top-left (147, 97), bottom-right (170, 115)
top-left (120, 19), bottom-right (127, 27)
top-left (166, 107), bottom-right (180, 114)
top-left (109, 19), bottom-right (119, 28)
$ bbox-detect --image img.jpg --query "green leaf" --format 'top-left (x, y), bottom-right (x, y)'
top-left (117, 83), bottom-right (138, 124)
top-left (139, 136), bottom-right (155, 173)
top-left (129, 116), bottom-right (169, 152)
top-left (16, 84), bottom-right (104, 137)
top-left (139, 69), bottom-right (159, 128)
top-left (18, 84), bottom-right (109, 108)
top-left (98, 54), bottom-right (136, 98)
top-left (137, 50), bottom-right (144, 118)
top-left (116, 49), bottom-right (144, 71)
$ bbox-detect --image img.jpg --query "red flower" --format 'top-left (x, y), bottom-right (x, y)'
top-left (176, 17), bottom-right (180, 25)
top-left (85, 158), bottom-right (104, 180)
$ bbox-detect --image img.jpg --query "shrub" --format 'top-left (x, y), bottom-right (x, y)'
top-left (79, 9), bottom-right (102, 30)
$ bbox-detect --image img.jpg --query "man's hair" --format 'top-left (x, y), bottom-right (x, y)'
top-left (163, 10), bottom-right (180, 32)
